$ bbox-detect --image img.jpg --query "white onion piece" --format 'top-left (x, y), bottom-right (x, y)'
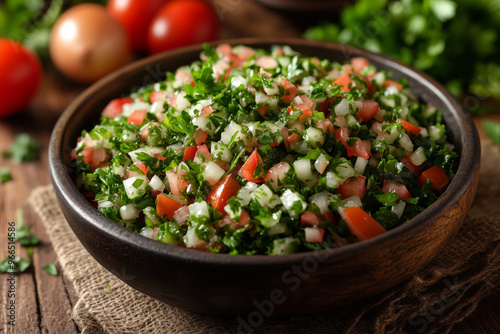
top-left (392, 201), bottom-right (406, 219)
top-left (120, 204), bottom-right (140, 220)
top-left (354, 157), bottom-right (368, 175)
top-left (400, 133), bottom-right (414, 151)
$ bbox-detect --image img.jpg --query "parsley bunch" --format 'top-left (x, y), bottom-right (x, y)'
top-left (304, 0), bottom-right (500, 114)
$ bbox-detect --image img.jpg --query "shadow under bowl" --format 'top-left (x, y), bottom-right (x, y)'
top-left (49, 37), bottom-right (480, 317)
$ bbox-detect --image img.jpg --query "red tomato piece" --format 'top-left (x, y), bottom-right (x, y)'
top-left (357, 100), bottom-right (380, 122)
top-left (128, 109), bottom-right (147, 125)
top-left (278, 77), bottom-right (299, 103)
top-left (332, 72), bottom-right (352, 92)
top-left (195, 144), bottom-right (212, 161)
top-left (102, 97), bottom-right (133, 118)
top-left (257, 105), bottom-right (269, 116)
top-left (239, 149), bottom-right (264, 183)
top-left (398, 119), bottom-right (422, 136)
top-left (127, 161), bottom-right (148, 178)
top-left (194, 129), bottom-right (208, 146)
top-left (156, 194), bottom-right (183, 220)
top-left (183, 146), bottom-right (197, 161)
top-left (419, 166), bottom-right (450, 192)
top-left (402, 152), bottom-right (423, 176)
top-left (341, 206), bottom-right (386, 241)
top-left (315, 119), bottom-right (335, 134)
top-left (208, 175), bottom-right (241, 213)
top-left (339, 175), bottom-right (367, 200)
top-left (238, 209), bottom-right (251, 227)
top-left (82, 146), bottom-right (94, 165)
top-left (385, 79), bottom-right (404, 90)
top-left (381, 180), bottom-right (412, 200)
top-left (346, 139), bottom-right (372, 160)
top-left (264, 162), bottom-right (290, 191)
top-left (150, 91), bottom-right (166, 103)
top-left (334, 127), bottom-right (350, 145)
top-left (301, 211), bottom-right (321, 227)
top-left (165, 170), bottom-right (189, 197)
top-left (350, 57), bottom-right (370, 73)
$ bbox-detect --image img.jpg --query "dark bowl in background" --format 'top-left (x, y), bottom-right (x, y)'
top-left (49, 38), bottom-right (480, 317)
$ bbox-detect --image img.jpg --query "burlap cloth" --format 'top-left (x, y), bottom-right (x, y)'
top-left (29, 145), bottom-right (500, 334)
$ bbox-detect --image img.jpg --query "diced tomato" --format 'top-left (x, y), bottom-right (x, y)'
top-left (238, 209), bottom-right (251, 226)
top-left (339, 175), bottom-right (366, 200)
top-left (323, 212), bottom-right (337, 224)
top-left (288, 103), bottom-right (312, 122)
top-left (257, 105), bottom-right (269, 116)
top-left (341, 206), bottom-right (386, 241)
top-left (334, 127), bottom-right (350, 145)
top-left (128, 109), bottom-right (147, 126)
top-left (200, 106), bottom-right (214, 117)
top-left (214, 160), bottom-right (230, 171)
top-left (264, 162), bottom-right (290, 191)
top-left (357, 100), bottom-right (380, 122)
top-left (165, 170), bottom-right (189, 197)
top-left (81, 146), bottom-right (93, 165)
top-left (150, 91), bottom-right (166, 103)
top-left (299, 94), bottom-right (316, 110)
top-left (239, 149), bottom-right (264, 183)
top-left (346, 139), bottom-right (371, 160)
top-left (195, 144), bottom-right (212, 161)
top-left (304, 227), bottom-right (325, 243)
top-left (208, 175), bottom-right (241, 213)
top-left (101, 97), bottom-right (133, 118)
top-left (287, 133), bottom-right (301, 145)
top-left (278, 77), bottom-right (299, 103)
top-left (332, 72), bottom-right (352, 92)
top-left (419, 166), bottom-right (450, 192)
top-left (381, 180), bottom-right (411, 200)
top-left (152, 227), bottom-right (159, 240)
top-left (301, 211), bottom-right (321, 227)
top-left (351, 57), bottom-right (370, 73)
top-left (315, 119), bottom-right (335, 134)
top-left (175, 68), bottom-right (193, 85)
top-left (92, 147), bottom-right (108, 166)
top-left (126, 161), bottom-right (148, 178)
top-left (140, 126), bottom-right (149, 142)
top-left (156, 194), bottom-right (183, 220)
top-left (364, 78), bottom-right (375, 95)
top-left (384, 79), bottom-right (403, 90)
top-left (194, 129), bottom-right (208, 146)
top-left (183, 146), bottom-right (197, 161)
top-left (402, 152), bottom-right (423, 176)
top-left (216, 43), bottom-right (232, 56)
top-left (70, 149), bottom-right (78, 160)
top-left (398, 119), bottom-right (422, 136)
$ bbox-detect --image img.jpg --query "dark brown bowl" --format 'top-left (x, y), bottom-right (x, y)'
top-left (49, 38), bottom-right (480, 317)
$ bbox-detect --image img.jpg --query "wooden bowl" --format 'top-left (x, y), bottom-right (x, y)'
top-left (49, 38), bottom-right (480, 317)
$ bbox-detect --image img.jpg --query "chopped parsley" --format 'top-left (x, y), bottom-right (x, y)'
top-left (3, 133), bottom-right (42, 163)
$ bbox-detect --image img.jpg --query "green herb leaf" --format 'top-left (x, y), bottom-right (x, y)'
top-left (1, 167), bottom-right (12, 183)
top-left (43, 262), bottom-right (58, 276)
top-left (3, 133), bottom-right (42, 163)
top-left (0, 256), bottom-right (31, 273)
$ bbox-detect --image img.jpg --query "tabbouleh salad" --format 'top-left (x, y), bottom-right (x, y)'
top-left (71, 44), bottom-right (458, 255)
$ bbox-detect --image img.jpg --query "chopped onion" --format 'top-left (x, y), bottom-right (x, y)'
top-left (334, 98), bottom-right (349, 116)
top-left (203, 161), bottom-right (225, 186)
top-left (140, 227), bottom-right (154, 239)
top-left (410, 147), bottom-right (427, 166)
top-left (310, 191), bottom-right (331, 214)
top-left (120, 203), bottom-right (140, 220)
top-left (354, 157), bottom-right (368, 175)
top-left (400, 133), bottom-right (414, 151)
top-left (392, 201), bottom-right (406, 219)
top-left (314, 153), bottom-right (329, 174)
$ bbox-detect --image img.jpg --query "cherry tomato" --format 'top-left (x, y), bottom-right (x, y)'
top-left (107, 0), bottom-right (169, 52)
top-left (147, 0), bottom-right (219, 55)
top-left (50, 4), bottom-right (131, 83)
top-left (0, 39), bottom-right (42, 118)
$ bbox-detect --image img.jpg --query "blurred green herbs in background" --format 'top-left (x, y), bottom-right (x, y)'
top-left (0, 0), bottom-right (106, 59)
top-left (305, 0), bottom-right (500, 115)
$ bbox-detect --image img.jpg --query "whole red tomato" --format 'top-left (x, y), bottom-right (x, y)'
top-left (107, 0), bottom-right (169, 52)
top-left (0, 39), bottom-right (42, 118)
top-left (147, 0), bottom-right (219, 55)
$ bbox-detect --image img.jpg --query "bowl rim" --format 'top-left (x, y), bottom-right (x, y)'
top-left (49, 37), bottom-right (480, 266)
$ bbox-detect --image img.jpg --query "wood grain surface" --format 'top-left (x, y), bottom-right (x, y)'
top-left (0, 1), bottom-right (499, 333)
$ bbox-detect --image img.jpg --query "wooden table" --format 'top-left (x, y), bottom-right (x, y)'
top-left (1, 2), bottom-right (499, 333)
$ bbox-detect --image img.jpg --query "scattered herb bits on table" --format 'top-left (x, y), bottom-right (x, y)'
top-left (71, 44), bottom-right (459, 255)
